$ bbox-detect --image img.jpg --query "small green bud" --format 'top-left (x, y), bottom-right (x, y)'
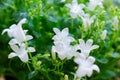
top-left (64, 74), bottom-right (69, 80)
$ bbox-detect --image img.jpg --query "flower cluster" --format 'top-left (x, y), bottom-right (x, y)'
top-left (74, 39), bottom-right (99, 80)
top-left (66, 0), bottom-right (104, 31)
top-left (52, 28), bottom-right (77, 60)
top-left (52, 28), bottom-right (99, 80)
top-left (2, 18), bottom-right (35, 62)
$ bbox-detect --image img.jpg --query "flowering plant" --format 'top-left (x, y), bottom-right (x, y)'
top-left (0, 0), bottom-right (120, 80)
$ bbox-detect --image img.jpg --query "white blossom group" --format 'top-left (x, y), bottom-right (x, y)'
top-left (52, 28), bottom-right (100, 80)
top-left (52, 28), bottom-right (77, 60)
top-left (66, 0), bottom-right (104, 31)
top-left (2, 18), bottom-right (35, 62)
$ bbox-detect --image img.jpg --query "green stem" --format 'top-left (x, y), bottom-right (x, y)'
top-left (71, 18), bottom-right (74, 31)
top-left (27, 62), bottom-right (32, 71)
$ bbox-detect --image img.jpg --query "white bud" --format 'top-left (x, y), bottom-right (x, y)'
top-left (113, 16), bottom-right (119, 30)
top-left (101, 30), bottom-right (107, 40)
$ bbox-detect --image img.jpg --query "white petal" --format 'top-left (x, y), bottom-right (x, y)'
top-left (91, 45), bottom-right (99, 50)
top-left (20, 43), bottom-right (26, 49)
top-left (8, 52), bottom-right (17, 58)
top-left (70, 12), bottom-right (77, 18)
top-left (10, 24), bottom-right (17, 29)
top-left (86, 69), bottom-right (93, 77)
top-left (87, 56), bottom-right (95, 64)
top-left (72, 0), bottom-right (78, 4)
top-left (24, 30), bottom-right (28, 34)
top-left (26, 35), bottom-right (33, 41)
top-left (62, 28), bottom-right (69, 35)
top-left (53, 28), bottom-right (60, 34)
top-left (9, 39), bottom-right (19, 45)
top-left (10, 45), bottom-right (19, 53)
top-left (86, 39), bottom-right (93, 48)
top-left (18, 52), bottom-right (29, 62)
top-left (18, 18), bottom-right (27, 25)
top-left (76, 67), bottom-right (86, 78)
top-left (65, 4), bottom-right (71, 8)
top-left (74, 57), bottom-right (81, 64)
top-left (92, 65), bottom-right (100, 72)
top-left (79, 4), bottom-right (85, 9)
top-left (28, 47), bottom-right (35, 52)
top-left (78, 39), bottom-right (85, 48)
top-left (2, 29), bottom-right (9, 35)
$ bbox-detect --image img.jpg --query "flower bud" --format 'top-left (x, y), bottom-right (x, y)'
top-left (64, 74), bottom-right (69, 80)
top-left (101, 30), bottom-right (107, 40)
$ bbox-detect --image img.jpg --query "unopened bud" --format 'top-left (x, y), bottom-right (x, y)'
top-left (64, 74), bottom-right (69, 80)
top-left (101, 30), bottom-right (107, 40)
top-left (36, 61), bottom-right (42, 67)
top-left (113, 16), bottom-right (119, 30)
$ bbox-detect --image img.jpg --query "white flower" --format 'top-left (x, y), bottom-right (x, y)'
top-left (52, 28), bottom-right (75, 45)
top-left (101, 30), bottom-right (107, 40)
top-left (74, 54), bottom-right (100, 79)
top-left (52, 28), bottom-right (77, 60)
top-left (66, 0), bottom-right (85, 18)
top-left (88, 0), bottom-right (103, 11)
top-left (52, 44), bottom-right (77, 60)
top-left (77, 39), bottom-right (99, 57)
top-left (2, 18), bottom-right (33, 45)
top-left (8, 43), bottom-right (35, 62)
top-left (113, 16), bottom-right (119, 30)
top-left (81, 14), bottom-right (95, 31)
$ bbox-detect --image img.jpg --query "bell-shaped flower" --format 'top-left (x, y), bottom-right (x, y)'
top-left (52, 28), bottom-right (77, 60)
top-left (52, 28), bottom-right (75, 45)
top-left (88, 0), bottom-right (103, 11)
top-left (52, 44), bottom-right (78, 60)
top-left (113, 16), bottom-right (119, 30)
top-left (2, 18), bottom-right (33, 45)
top-left (8, 43), bottom-right (35, 62)
top-left (81, 14), bottom-right (95, 31)
top-left (66, 0), bottom-right (85, 18)
top-left (76, 39), bottom-right (99, 57)
top-left (101, 30), bottom-right (107, 40)
top-left (74, 54), bottom-right (100, 79)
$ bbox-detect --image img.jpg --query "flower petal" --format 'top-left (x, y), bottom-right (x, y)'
top-left (78, 39), bottom-right (85, 49)
top-left (65, 4), bottom-right (71, 8)
top-left (18, 52), bottom-right (29, 62)
top-left (2, 29), bottom-right (9, 35)
top-left (92, 65), bottom-right (100, 72)
top-left (26, 35), bottom-right (33, 41)
top-left (87, 56), bottom-right (95, 64)
top-left (10, 45), bottom-right (19, 53)
top-left (79, 4), bottom-right (85, 9)
top-left (9, 39), bottom-right (19, 45)
top-left (86, 69), bottom-right (93, 77)
top-left (28, 47), bottom-right (35, 52)
top-left (18, 18), bottom-right (27, 25)
top-left (91, 45), bottom-right (99, 50)
top-left (86, 39), bottom-right (93, 49)
top-left (10, 24), bottom-right (17, 29)
top-left (53, 28), bottom-right (60, 34)
top-left (24, 30), bottom-right (28, 34)
top-left (72, 0), bottom-right (78, 4)
top-left (8, 52), bottom-right (17, 58)
top-left (62, 28), bottom-right (69, 36)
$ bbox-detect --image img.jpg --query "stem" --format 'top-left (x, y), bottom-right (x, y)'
top-left (71, 18), bottom-right (74, 31)
top-left (27, 62), bottom-right (32, 71)
top-left (25, 42), bottom-right (33, 71)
